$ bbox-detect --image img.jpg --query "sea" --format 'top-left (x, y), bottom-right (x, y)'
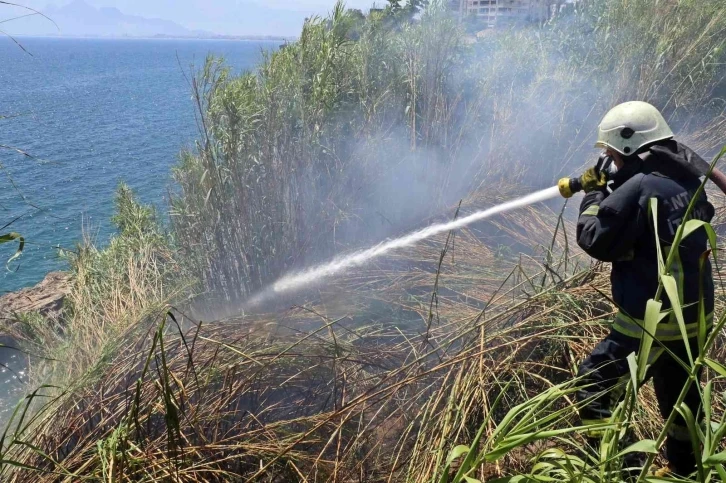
top-left (0, 36), bottom-right (278, 423)
top-left (0, 36), bottom-right (278, 293)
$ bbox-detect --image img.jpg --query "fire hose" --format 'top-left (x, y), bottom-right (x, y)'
top-left (558, 154), bottom-right (726, 198)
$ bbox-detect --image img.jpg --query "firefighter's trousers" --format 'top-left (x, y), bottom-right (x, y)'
top-left (576, 329), bottom-right (703, 475)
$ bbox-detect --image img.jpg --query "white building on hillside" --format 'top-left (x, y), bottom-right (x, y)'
top-left (450, 0), bottom-right (577, 27)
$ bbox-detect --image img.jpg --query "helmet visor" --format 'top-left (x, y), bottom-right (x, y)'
top-left (594, 141), bottom-right (611, 150)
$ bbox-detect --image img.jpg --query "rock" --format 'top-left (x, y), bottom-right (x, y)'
top-left (0, 272), bottom-right (71, 322)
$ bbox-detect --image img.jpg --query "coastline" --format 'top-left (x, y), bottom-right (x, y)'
top-left (9, 34), bottom-right (295, 42)
top-left (0, 272), bottom-right (70, 324)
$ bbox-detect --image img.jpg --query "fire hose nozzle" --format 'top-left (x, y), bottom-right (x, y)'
top-left (559, 154), bottom-right (612, 199)
top-left (558, 177), bottom-right (582, 199)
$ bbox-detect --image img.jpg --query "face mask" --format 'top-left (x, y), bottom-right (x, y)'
top-left (605, 162), bottom-right (618, 177)
top-left (597, 152), bottom-right (616, 177)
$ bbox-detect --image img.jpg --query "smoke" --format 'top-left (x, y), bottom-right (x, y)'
top-left (243, 186), bottom-right (560, 309)
top-left (181, 1), bottom-right (726, 319)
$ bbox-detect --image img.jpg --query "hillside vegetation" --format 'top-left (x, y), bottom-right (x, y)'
top-left (2, 1), bottom-right (726, 481)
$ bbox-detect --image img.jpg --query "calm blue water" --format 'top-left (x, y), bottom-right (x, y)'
top-left (0, 37), bottom-right (277, 294)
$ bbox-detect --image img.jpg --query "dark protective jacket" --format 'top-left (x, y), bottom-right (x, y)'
top-left (576, 141), bottom-right (715, 340)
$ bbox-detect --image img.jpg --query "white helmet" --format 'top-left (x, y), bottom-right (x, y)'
top-left (595, 101), bottom-right (674, 156)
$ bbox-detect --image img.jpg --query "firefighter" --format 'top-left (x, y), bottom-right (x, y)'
top-left (573, 101), bottom-right (715, 477)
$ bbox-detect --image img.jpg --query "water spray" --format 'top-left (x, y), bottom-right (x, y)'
top-left (245, 151), bottom-right (726, 310)
top-left (245, 186), bottom-right (561, 308)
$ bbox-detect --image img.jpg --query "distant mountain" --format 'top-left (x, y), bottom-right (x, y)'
top-left (12, 0), bottom-right (216, 38)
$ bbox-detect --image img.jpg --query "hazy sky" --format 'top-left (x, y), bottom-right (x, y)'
top-left (8, 0), bottom-right (381, 36)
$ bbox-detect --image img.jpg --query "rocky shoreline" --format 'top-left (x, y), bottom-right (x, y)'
top-left (0, 272), bottom-right (71, 325)
top-left (0, 273), bottom-right (69, 425)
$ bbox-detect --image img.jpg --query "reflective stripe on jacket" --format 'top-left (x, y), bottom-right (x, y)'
top-left (576, 141), bottom-right (715, 338)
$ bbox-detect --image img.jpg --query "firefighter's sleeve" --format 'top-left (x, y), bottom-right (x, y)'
top-left (576, 177), bottom-right (644, 262)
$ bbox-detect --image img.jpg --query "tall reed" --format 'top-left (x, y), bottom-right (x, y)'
top-left (171, 0), bottom-right (726, 306)
top-left (2, 1), bottom-right (726, 481)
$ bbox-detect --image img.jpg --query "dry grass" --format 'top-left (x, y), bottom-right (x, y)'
top-left (7, 189), bottom-right (726, 481)
top-left (0, 191), bottom-right (591, 482)
top-left (2, 1), bottom-right (726, 481)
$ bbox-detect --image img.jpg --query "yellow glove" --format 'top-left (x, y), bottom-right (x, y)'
top-left (580, 167), bottom-right (608, 193)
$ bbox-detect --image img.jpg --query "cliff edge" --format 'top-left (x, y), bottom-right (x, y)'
top-left (0, 272), bottom-right (71, 322)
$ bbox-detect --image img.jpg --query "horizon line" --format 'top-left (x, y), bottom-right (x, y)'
top-left (3, 33), bottom-right (296, 42)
